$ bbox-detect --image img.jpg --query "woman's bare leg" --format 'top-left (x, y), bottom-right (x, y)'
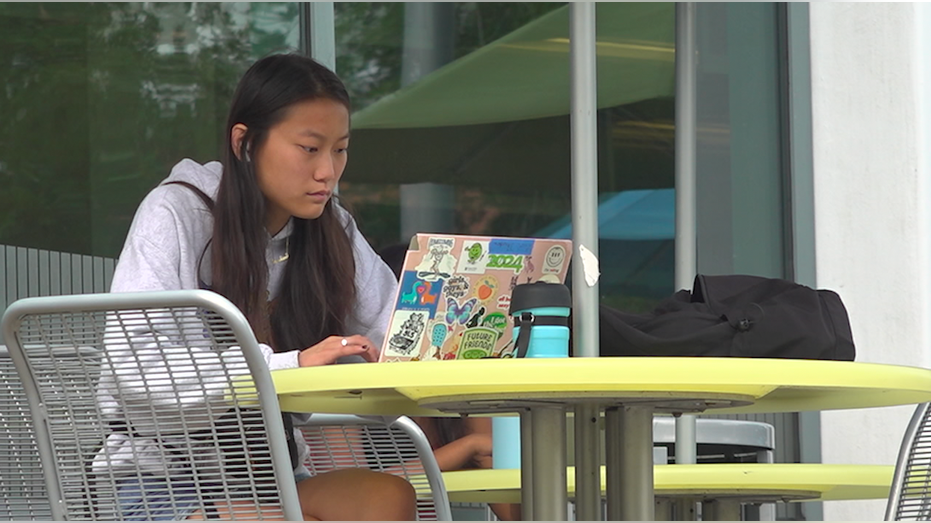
top-left (297, 469), bottom-right (417, 521)
top-left (187, 469), bottom-right (417, 520)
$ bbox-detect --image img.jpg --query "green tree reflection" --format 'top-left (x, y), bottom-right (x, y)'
top-left (0, 3), bottom-right (297, 257)
top-left (0, 2), bottom-right (561, 258)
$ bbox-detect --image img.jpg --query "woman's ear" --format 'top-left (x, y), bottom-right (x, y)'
top-left (230, 123), bottom-right (249, 161)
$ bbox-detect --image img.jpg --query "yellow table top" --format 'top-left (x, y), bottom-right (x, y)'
top-left (441, 464), bottom-right (894, 504)
top-left (272, 357), bottom-right (931, 416)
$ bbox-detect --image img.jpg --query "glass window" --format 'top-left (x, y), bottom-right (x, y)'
top-left (692, 6), bottom-right (797, 505)
top-left (0, 3), bottom-right (300, 258)
top-left (336, 2), bottom-right (569, 246)
top-left (593, 3), bottom-right (675, 311)
top-left (336, 2), bottom-right (676, 312)
top-left (695, 2), bottom-right (788, 278)
top-left (1, 2), bottom-right (788, 313)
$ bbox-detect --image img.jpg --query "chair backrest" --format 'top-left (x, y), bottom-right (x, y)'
top-left (0, 290), bottom-right (302, 520)
top-left (887, 402), bottom-right (931, 520)
top-left (299, 413), bottom-right (452, 521)
top-left (0, 346), bottom-right (51, 520)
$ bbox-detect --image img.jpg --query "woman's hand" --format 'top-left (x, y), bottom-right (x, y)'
top-left (298, 335), bottom-right (378, 367)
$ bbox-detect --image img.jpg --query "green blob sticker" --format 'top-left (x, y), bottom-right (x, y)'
top-left (460, 348), bottom-right (489, 359)
top-left (457, 327), bottom-right (498, 359)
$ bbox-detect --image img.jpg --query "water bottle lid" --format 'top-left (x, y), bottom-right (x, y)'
top-left (509, 281), bottom-right (571, 315)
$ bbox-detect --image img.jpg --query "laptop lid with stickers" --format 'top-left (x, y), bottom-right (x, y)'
top-left (378, 234), bottom-right (572, 362)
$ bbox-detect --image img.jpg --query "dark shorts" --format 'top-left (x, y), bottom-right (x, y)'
top-left (116, 475), bottom-right (204, 521)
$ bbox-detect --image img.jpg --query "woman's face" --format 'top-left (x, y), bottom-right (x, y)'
top-left (243, 97), bottom-right (350, 234)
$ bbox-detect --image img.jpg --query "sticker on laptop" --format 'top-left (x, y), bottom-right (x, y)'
top-left (543, 244), bottom-right (568, 275)
top-left (378, 234), bottom-right (572, 363)
top-left (397, 271), bottom-right (443, 315)
top-left (415, 237), bottom-right (456, 281)
top-left (384, 310), bottom-right (429, 358)
top-left (456, 240), bottom-right (490, 274)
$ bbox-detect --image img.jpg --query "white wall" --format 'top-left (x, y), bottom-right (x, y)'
top-left (809, 2), bottom-right (931, 520)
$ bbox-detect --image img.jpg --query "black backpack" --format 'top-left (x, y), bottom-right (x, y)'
top-left (591, 274), bottom-right (855, 361)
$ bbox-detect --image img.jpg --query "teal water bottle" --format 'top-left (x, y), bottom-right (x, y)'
top-left (509, 281), bottom-right (572, 358)
top-left (493, 282), bottom-right (572, 470)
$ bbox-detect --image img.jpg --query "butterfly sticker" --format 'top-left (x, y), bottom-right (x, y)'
top-left (446, 297), bottom-right (478, 325)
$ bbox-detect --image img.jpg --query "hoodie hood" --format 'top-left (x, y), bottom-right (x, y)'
top-left (158, 158), bottom-right (293, 240)
top-left (160, 158), bottom-right (224, 200)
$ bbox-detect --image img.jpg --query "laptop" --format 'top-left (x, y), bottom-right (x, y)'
top-left (378, 233), bottom-right (572, 362)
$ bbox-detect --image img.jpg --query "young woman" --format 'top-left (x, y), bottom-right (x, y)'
top-left (98, 53), bottom-right (416, 520)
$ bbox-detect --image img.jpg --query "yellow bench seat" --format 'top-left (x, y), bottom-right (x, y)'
top-left (442, 463), bottom-right (893, 504)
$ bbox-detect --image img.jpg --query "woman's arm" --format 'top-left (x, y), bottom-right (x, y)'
top-left (432, 432), bottom-right (492, 472)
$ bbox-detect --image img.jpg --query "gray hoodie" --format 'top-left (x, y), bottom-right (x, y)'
top-left (95, 158), bottom-right (398, 477)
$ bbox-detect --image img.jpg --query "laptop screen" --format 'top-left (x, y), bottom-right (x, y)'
top-left (378, 233), bottom-right (572, 362)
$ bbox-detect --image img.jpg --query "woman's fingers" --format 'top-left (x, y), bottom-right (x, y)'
top-left (339, 335), bottom-right (378, 362)
top-left (299, 335), bottom-right (378, 366)
top-left (359, 344), bottom-right (378, 362)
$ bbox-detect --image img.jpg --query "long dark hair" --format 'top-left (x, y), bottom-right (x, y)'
top-left (213, 53), bottom-right (356, 351)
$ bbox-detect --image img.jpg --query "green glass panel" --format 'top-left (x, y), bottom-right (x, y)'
top-left (336, 2), bottom-right (677, 311)
top-left (0, 3), bottom-right (299, 258)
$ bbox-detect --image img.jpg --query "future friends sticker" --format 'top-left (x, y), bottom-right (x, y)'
top-left (458, 327), bottom-right (498, 359)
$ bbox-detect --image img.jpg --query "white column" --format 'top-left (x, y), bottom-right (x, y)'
top-left (809, 3), bottom-right (931, 520)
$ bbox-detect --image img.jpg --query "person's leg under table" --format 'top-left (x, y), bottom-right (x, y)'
top-left (528, 405), bottom-right (568, 520)
top-left (605, 405), bottom-right (655, 521)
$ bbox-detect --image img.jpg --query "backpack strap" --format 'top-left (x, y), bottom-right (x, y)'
top-left (164, 180), bottom-right (214, 211)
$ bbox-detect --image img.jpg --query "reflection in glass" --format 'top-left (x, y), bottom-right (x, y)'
top-left (0, 3), bottom-right (298, 257)
top-left (695, 3), bottom-right (787, 279)
top-left (337, 2), bottom-right (676, 311)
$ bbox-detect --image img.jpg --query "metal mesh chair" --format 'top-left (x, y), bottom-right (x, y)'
top-left (0, 346), bottom-right (51, 520)
top-left (0, 290), bottom-right (302, 520)
top-left (887, 402), bottom-right (931, 520)
top-left (299, 413), bottom-right (452, 521)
